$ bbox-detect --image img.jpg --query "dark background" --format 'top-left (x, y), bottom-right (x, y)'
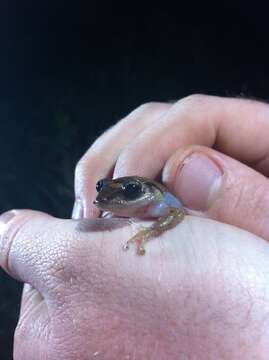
top-left (1, 1), bottom-right (269, 358)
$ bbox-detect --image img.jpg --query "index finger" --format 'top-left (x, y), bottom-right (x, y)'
top-left (74, 103), bottom-right (171, 218)
top-left (113, 94), bottom-right (269, 178)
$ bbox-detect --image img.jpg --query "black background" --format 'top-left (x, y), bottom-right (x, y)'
top-left (1, 1), bottom-right (269, 358)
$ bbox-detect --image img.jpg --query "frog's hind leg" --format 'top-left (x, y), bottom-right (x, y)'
top-left (123, 208), bottom-right (185, 256)
top-left (123, 226), bottom-right (149, 255)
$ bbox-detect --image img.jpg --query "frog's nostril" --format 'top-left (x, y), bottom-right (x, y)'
top-left (93, 200), bottom-right (98, 205)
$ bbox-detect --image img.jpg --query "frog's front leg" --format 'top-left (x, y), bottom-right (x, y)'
top-left (123, 208), bottom-right (185, 255)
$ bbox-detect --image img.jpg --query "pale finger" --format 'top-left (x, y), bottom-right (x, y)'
top-left (114, 95), bottom-right (269, 178)
top-left (74, 102), bottom-right (172, 218)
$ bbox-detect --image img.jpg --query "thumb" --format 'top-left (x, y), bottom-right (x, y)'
top-left (0, 210), bottom-right (55, 289)
top-left (163, 145), bottom-right (269, 241)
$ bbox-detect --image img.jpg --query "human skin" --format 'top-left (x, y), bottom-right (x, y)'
top-left (1, 95), bottom-right (269, 359)
top-left (1, 212), bottom-right (269, 359)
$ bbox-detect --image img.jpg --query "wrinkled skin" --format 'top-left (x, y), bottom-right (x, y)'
top-left (2, 213), bottom-right (269, 359)
top-left (1, 95), bottom-right (269, 359)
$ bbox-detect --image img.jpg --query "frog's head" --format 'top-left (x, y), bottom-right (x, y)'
top-left (93, 176), bottom-right (163, 215)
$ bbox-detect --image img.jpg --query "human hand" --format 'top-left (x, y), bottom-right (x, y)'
top-left (3, 94), bottom-right (269, 359)
top-left (74, 95), bottom-right (269, 242)
top-left (0, 210), bottom-right (269, 359)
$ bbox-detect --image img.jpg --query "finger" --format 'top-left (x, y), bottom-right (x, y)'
top-left (0, 209), bottom-right (131, 296)
top-left (114, 94), bottom-right (269, 178)
top-left (73, 102), bottom-right (172, 219)
top-left (0, 210), bottom-right (57, 292)
top-left (163, 145), bottom-right (269, 241)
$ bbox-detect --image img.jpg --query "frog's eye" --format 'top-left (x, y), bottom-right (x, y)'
top-left (123, 182), bottom-right (142, 199)
top-left (96, 179), bottom-right (106, 192)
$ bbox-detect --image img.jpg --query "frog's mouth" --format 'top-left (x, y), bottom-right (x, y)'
top-left (93, 197), bottom-right (117, 211)
top-left (93, 199), bottom-right (106, 208)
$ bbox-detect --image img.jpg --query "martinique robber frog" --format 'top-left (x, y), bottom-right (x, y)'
top-left (93, 176), bottom-right (185, 255)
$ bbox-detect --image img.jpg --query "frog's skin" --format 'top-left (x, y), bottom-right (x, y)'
top-left (93, 176), bottom-right (185, 255)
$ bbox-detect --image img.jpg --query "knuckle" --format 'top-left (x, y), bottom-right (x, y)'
top-left (134, 101), bottom-right (164, 114)
top-left (177, 93), bottom-right (209, 109)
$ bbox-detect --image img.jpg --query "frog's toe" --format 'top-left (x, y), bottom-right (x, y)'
top-left (138, 246), bottom-right (146, 255)
top-left (122, 242), bottom-right (130, 251)
top-left (137, 225), bottom-right (147, 232)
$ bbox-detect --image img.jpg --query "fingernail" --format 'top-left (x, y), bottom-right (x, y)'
top-left (72, 199), bottom-right (84, 219)
top-left (0, 211), bottom-right (16, 238)
top-left (175, 153), bottom-right (223, 211)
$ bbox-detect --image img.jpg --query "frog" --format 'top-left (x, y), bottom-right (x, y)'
top-left (93, 176), bottom-right (185, 255)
